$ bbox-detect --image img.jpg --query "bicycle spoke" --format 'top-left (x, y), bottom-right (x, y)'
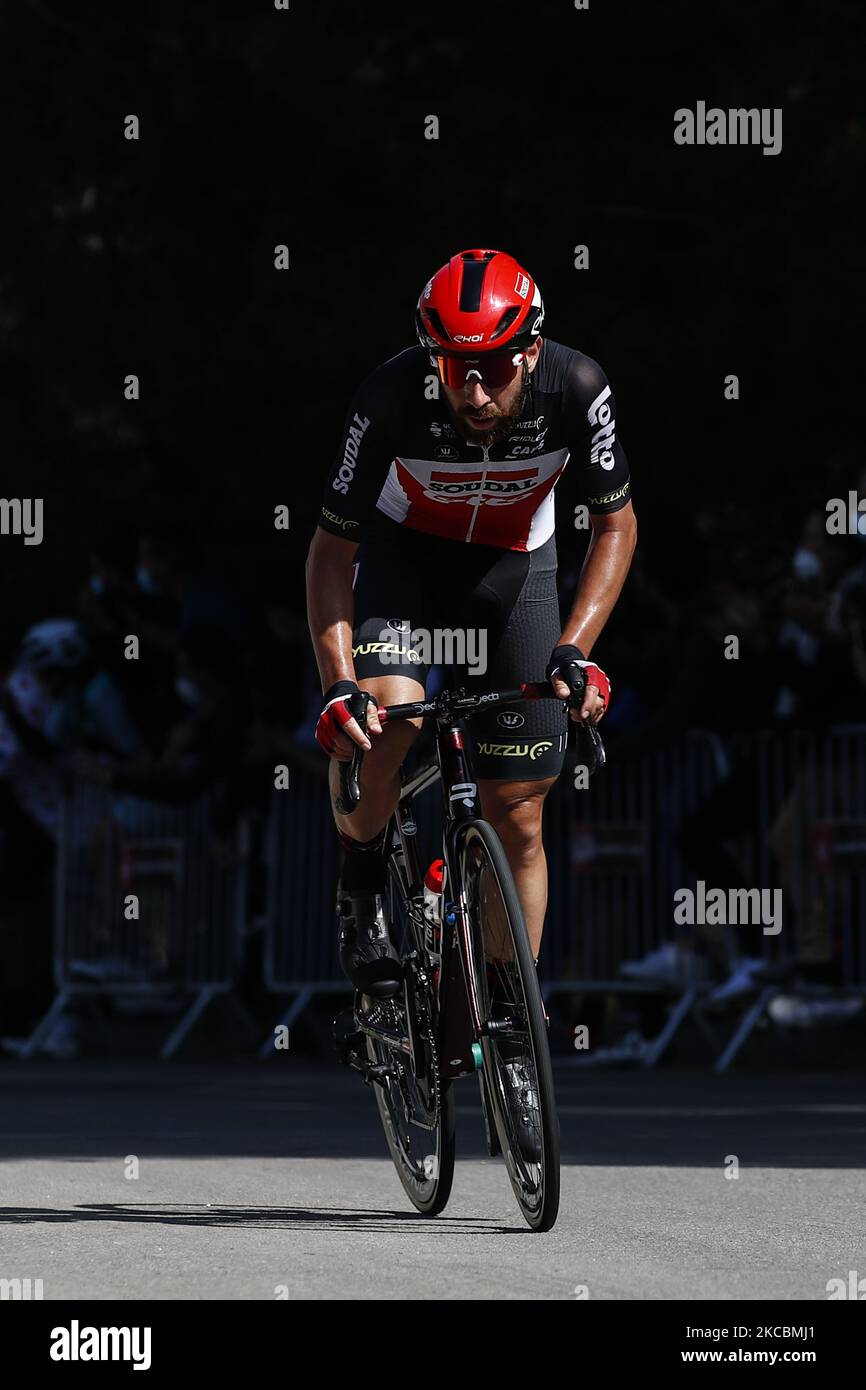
top-left (361, 852), bottom-right (455, 1215)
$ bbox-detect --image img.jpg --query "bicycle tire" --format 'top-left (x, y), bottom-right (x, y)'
top-left (368, 1027), bottom-right (456, 1216)
top-left (455, 818), bottom-right (560, 1231)
top-left (366, 851), bottom-right (456, 1216)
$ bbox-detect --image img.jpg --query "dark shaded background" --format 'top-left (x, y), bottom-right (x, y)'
top-left (2, 0), bottom-right (863, 648)
top-left (1, 0), bottom-right (865, 1033)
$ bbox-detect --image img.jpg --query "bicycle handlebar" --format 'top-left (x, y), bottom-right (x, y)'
top-left (335, 668), bottom-right (605, 815)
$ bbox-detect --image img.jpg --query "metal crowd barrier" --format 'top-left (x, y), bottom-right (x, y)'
top-left (18, 780), bottom-right (250, 1058)
top-left (746, 726), bottom-right (866, 986)
top-left (542, 731), bottom-right (727, 983)
top-left (262, 727), bottom-right (866, 1067)
top-left (708, 725), bottom-right (866, 1068)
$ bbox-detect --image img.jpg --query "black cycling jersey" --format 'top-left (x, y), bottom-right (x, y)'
top-left (319, 338), bottom-right (630, 552)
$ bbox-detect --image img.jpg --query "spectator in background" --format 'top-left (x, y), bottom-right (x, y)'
top-left (0, 621), bottom-right (81, 844)
top-left (76, 533), bottom-right (178, 748)
top-left (616, 573), bottom-right (786, 1000)
top-left (828, 474), bottom-right (866, 693)
top-left (76, 534), bottom-right (140, 672)
top-left (75, 621), bottom-right (254, 832)
top-left (774, 510), bottom-right (850, 725)
top-left (0, 619), bottom-right (144, 838)
top-left (0, 618), bottom-right (143, 1042)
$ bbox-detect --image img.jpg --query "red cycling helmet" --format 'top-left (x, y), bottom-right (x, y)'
top-left (416, 249), bottom-right (544, 387)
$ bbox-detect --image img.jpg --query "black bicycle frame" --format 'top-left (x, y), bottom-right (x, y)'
top-left (337, 673), bottom-right (603, 1067)
top-left (383, 690), bottom-right (540, 1046)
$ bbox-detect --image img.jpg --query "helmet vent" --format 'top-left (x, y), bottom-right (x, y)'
top-left (424, 306), bottom-right (451, 341)
top-left (458, 259), bottom-right (491, 313)
top-left (489, 306), bottom-right (522, 342)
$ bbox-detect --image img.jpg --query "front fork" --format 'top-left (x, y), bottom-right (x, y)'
top-left (435, 721), bottom-right (507, 1159)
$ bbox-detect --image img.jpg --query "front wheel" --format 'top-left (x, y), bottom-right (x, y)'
top-left (456, 819), bottom-right (560, 1231)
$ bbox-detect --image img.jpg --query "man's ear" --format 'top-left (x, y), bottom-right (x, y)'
top-left (526, 337), bottom-right (543, 373)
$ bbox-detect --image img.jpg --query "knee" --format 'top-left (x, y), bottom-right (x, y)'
top-left (487, 792), bottom-right (546, 863)
top-left (363, 719), bottom-right (420, 776)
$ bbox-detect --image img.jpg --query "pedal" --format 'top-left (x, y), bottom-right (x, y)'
top-left (366, 1062), bottom-right (396, 1085)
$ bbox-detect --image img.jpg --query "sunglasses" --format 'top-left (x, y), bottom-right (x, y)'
top-left (431, 350), bottom-right (525, 389)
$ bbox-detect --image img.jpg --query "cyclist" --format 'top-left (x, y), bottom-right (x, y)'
top-left (307, 248), bottom-right (636, 1004)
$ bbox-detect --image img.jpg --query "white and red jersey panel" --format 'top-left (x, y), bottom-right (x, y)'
top-left (319, 338), bottom-right (630, 553)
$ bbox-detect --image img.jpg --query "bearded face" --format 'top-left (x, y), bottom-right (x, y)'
top-left (441, 363), bottom-right (532, 448)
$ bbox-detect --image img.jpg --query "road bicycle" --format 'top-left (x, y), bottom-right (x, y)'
top-left (333, 666), bottom-right (604, 1232)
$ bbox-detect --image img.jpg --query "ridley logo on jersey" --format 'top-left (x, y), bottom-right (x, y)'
top-left (505, 431), bottom-right (547, 457)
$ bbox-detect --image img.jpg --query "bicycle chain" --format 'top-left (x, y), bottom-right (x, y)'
top-left (359, 975), bottom-right (441, 1128)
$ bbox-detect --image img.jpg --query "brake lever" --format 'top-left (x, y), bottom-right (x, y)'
top-left (335, 691), bottom-right (372, 815)
top-left (558, 659), bottom-right (606, 776)
top-left (582, 720), bottom-right (606, 773)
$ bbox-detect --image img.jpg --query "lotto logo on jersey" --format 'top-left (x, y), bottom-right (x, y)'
top-left (586, 385), bottom-right (617, 470)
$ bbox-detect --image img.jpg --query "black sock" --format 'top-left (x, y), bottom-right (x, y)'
top-left (338, 827), bottom-right (387, 893)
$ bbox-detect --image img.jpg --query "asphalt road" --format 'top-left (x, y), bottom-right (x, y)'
top-left (1, 1060), bottom-right (863, 1300)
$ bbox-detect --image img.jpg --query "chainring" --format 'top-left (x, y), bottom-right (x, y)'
top-left (363, 991), bottom-right (441, 1130)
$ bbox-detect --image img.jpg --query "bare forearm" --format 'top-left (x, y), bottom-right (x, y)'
top-left (559, 517), bottom-right (636, 656)
top-left (306, 551), bottom-right (357, 692)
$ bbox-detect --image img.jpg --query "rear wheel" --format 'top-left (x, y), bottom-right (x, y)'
top-left (367, 1013), bottom-right (455, 1215)
top-left (457, 819), bottom-right (560, 1231)
top-left (365, 849), bottom-right (455, 1216)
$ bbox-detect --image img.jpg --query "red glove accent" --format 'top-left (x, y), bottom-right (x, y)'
top-left (315, 692), bottom-right (358, 756)
top-left (578, 661), bottom-right (611, 707)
